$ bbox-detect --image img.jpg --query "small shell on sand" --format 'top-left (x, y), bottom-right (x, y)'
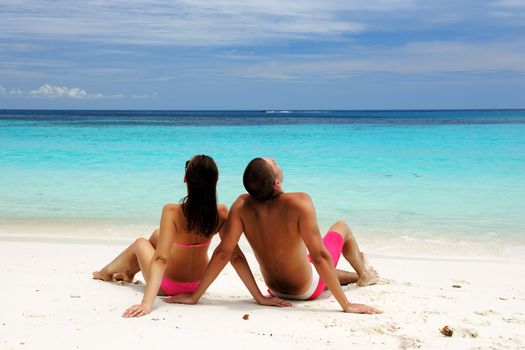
top-left (440, 326), bottom-right (453, 337)
top-left (243, 314), bottom-right (250, 320)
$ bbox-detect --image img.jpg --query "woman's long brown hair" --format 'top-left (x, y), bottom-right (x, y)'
top-left (180, 155), bottom-right (219, 237)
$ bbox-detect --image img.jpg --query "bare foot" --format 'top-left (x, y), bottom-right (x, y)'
top-left (113, 272), bottom-right (134, 283)
top-left (92, 270), bottom-right (113, 281)
top-left (357, 266), bottom-right (379, 286)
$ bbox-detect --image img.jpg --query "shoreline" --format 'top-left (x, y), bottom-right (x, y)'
top-left (2, 221), bottom-right (524, 263)
top-left (1, 232), bottom-right (523, 264)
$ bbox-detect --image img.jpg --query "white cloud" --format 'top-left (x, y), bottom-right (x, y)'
top-left (234, 41), bottom-right (525, 80)
top-left (131, 92), bottom-right (159, 99)
top-left (0, 85), bottom-right (6, 95)
top-left (492, 0), bottom-right (525, 7)
top-left (30, 84), bottom-right (93, 99)
top-left (0, 0), bottom-right (417, 46)
top-left (2, 84), bottom-right (124, 99)
top-left (490, 0), bottom-right (525, 20)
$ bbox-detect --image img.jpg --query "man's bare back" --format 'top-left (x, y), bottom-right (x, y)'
top-left (238, 192), bottom-right (317, 295)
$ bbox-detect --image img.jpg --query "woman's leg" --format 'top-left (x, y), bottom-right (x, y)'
top-left (130, 238), bottom-right (155, 281)
top-left (113, 229), bottom-right (160, 282)
top-left (129, 237), bottom-right (168, 296)
top-left (93, 229), bottom-right (159, 282)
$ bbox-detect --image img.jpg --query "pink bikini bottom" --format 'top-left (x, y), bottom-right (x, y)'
top-left (160, 277), bottom-right (201, 296)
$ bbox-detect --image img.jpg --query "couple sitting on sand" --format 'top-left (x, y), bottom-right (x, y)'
top-left (93, 155), bottom-right (381, 317)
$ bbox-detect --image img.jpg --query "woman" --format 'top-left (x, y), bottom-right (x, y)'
top-left (93, 155), bottom-right (288, 317)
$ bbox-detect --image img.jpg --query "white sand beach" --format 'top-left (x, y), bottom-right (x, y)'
top-left (2, 231), bottom-right (525, 350)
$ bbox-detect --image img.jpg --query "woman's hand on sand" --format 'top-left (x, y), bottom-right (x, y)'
top-left (343, 303), bottom-right (382, 314)
top-left (122, 303), bottom-right (152, 318)
top-left (256, 296), bottom-right (293, 307)
top-left (162, 294), bottom-right (197, 305)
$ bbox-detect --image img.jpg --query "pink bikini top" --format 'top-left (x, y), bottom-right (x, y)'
top-left (172, 240), bottom-right (211, 248)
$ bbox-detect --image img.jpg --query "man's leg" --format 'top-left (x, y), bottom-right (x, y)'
top-left (327, 220), bottom-right (378, 286)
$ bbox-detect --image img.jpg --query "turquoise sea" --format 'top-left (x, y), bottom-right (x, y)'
top-left (1, 110), bottom-right (524, 258)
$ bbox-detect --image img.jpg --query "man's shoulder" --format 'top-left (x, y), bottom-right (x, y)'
top-left (278, 192), bottom-right (314, 213)
top-left (217, 203), bottom-right (229, 217)
top-left (231, 194), bottom-right (251, 210)
top-left (233, 192), bottom-right (314, 210)
top-left (234, 193), bottom-right (250, 204)
top-left (282, 192), bottom-right (313, 204)
top-left (237, 193), bottom-right (250, 200)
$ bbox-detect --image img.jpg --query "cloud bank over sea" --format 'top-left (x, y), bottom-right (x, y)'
top-left (1, 0), bottom-right (524, 109)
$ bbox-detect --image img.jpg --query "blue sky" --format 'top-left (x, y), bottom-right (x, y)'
top-left (1, 0), bottom-right (524, 109)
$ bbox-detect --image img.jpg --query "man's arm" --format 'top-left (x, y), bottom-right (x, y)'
top-left (297, 194), bottom-right (381, 314)
top-left (163, 196), bottom-right (245, 304)
top-left (228, 243), bottom-right (291, 307)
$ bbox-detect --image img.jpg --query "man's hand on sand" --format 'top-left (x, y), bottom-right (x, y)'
top-left (343, 303), bottom-right (383, 314)
top-left (162, 294), bottom-right (197, 305)
top-left (122, 303), bottom-right (151, 318)
top-left (256, 295), bottom-right (293, 307)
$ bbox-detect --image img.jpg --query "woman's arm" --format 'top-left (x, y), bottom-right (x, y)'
top-left (122, 204), bottom-right (176, 317)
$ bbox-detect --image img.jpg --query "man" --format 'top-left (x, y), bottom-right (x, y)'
top-left (165, 158), bottom-right (381, 314)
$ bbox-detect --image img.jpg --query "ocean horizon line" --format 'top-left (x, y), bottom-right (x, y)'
top-left (1, 108), bottom-right (525, 113)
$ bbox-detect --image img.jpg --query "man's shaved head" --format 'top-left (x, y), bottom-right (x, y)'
top-left (243, 158), bottom-right (276, 200)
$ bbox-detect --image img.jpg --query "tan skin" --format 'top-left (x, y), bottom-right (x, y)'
top-left (165, 158), bottom-right (382, 314)
top-left (93, 158), bottom-right (290, 318)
